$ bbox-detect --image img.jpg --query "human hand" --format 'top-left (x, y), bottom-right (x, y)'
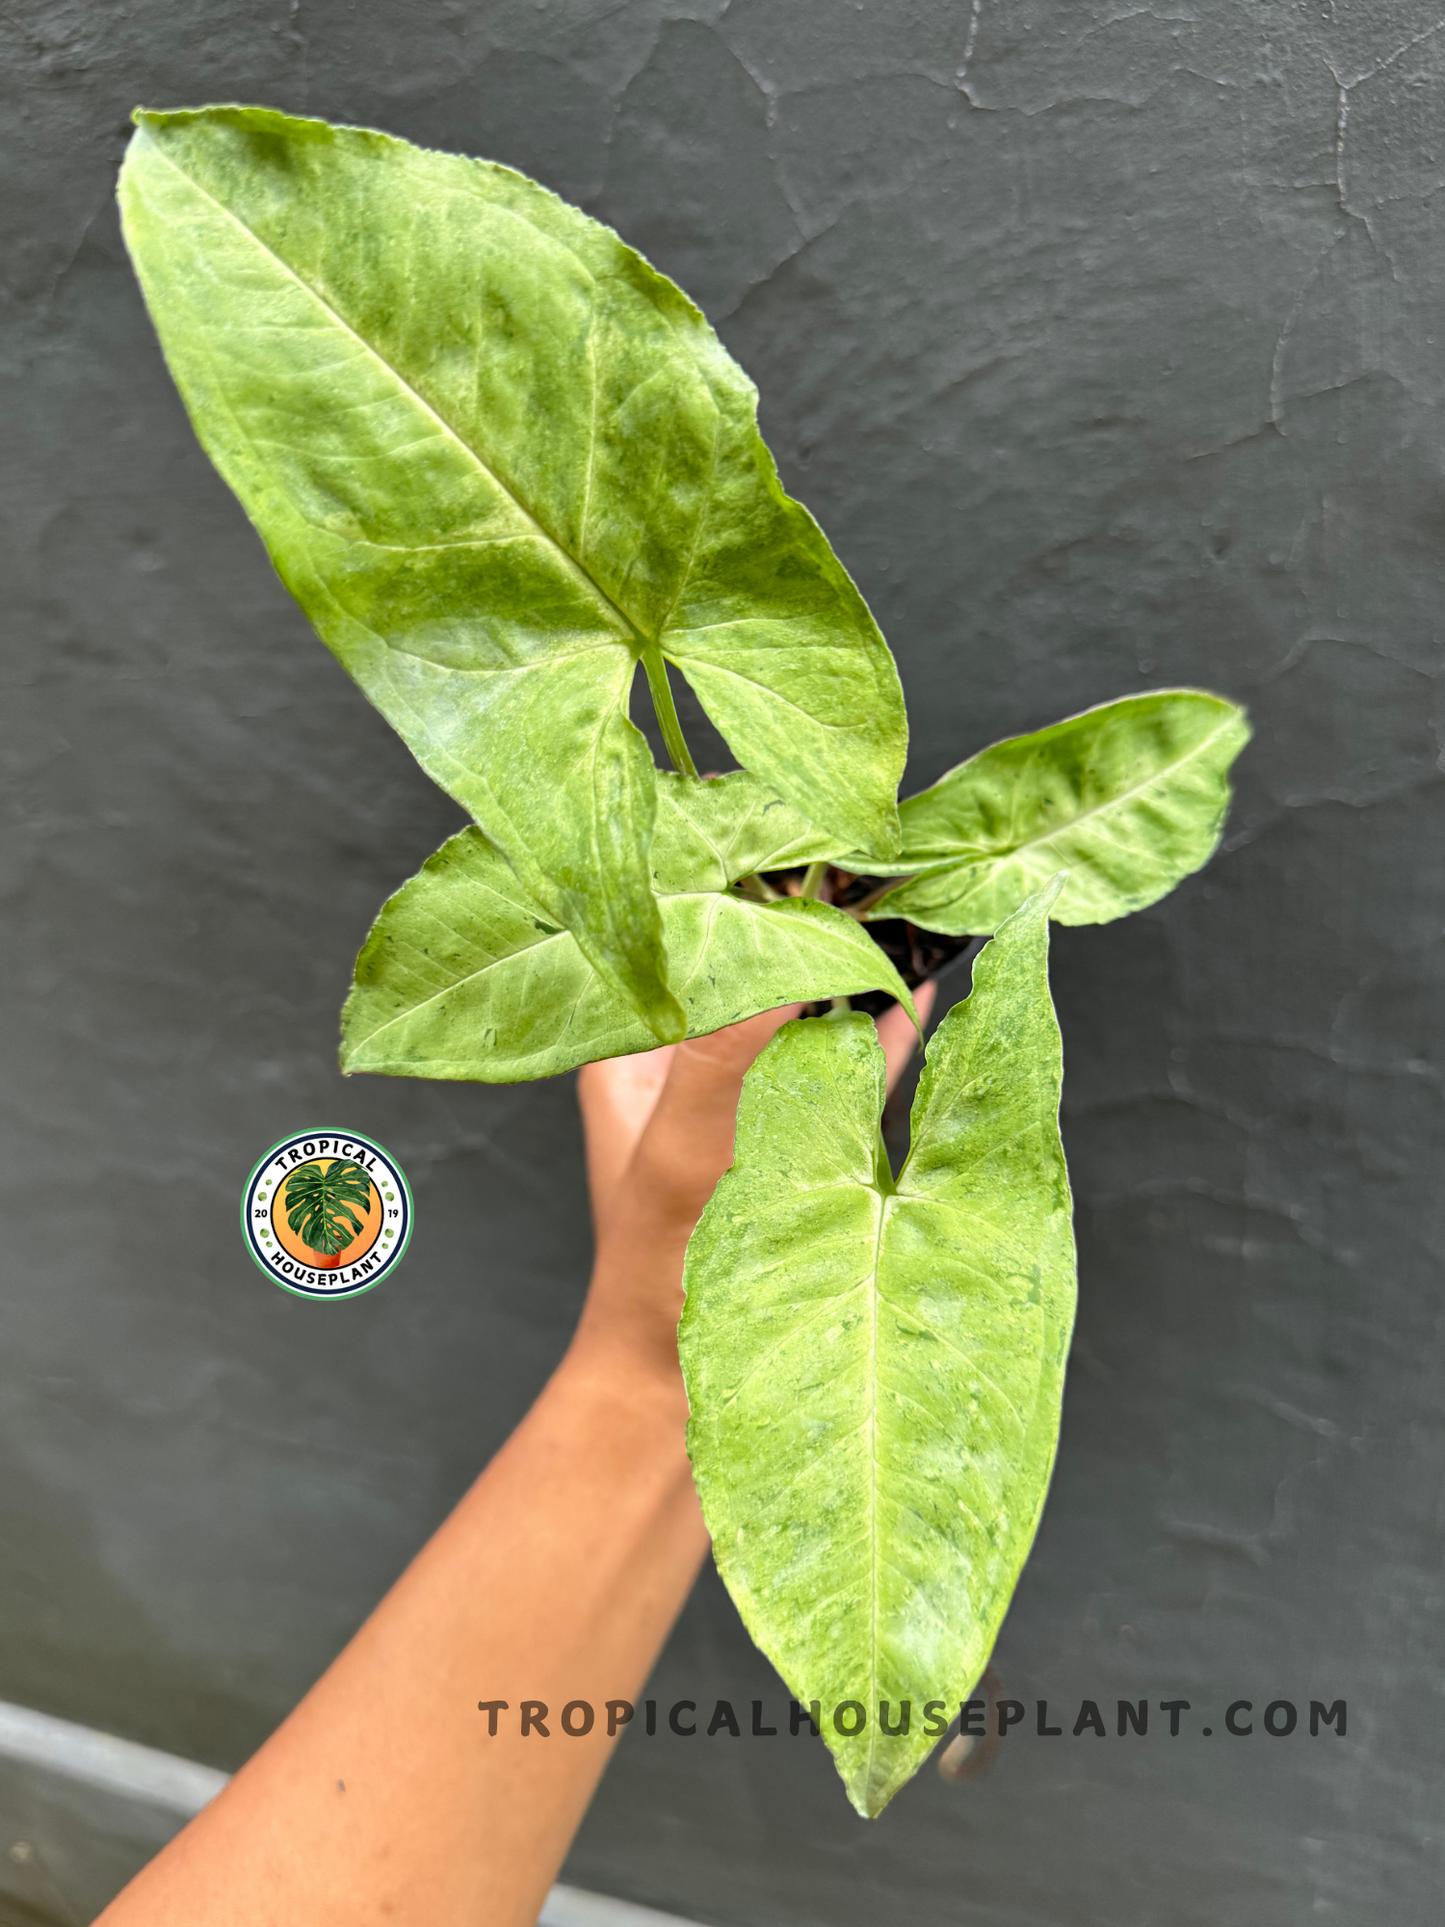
top-left (570, 988), bottom-right (937, 1396)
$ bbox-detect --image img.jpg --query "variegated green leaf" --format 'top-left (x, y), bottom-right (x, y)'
top-left (341, 773), bottom-right (917, 1082)
top-left (679, 882), bottom-right (1074, 1816)
top-left (863, 691), bottom-right (1249, 934)
top-left (117, 106), bottom-right (906, 1040)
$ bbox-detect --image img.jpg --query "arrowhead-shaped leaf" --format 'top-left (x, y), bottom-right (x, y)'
top-left (341, 773), bottom-right (917, 1083)
top-left (679, 882), bottom-right (1075, 1816)
top-left (862, 691), bottom-right (1249, 934)
top-left (117, 105), bottom-right (906, 1039)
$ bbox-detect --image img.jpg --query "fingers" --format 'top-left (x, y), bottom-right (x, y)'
top-left (577, 1004), bottom-right (802, 1235)
top-left (575, 1003), bottom-right (804, 1379)
top-left (576, 1048), bottom-right (674, 1231)
top-left (670, 1000), bottom-right (803, 1082)
top-left (574, 989), bottom-right (940, 1383)
top-left (578, 981), bottom-right (937, 1238)
top-left (626, 1004), bottom-right (803, 1228)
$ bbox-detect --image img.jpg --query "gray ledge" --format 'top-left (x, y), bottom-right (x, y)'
top-left (0, 1699), bottom-right (702, 1927)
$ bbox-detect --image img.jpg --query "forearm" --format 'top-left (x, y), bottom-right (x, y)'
top-left (98, 1343), bottom-right (709, 1927)
top-left (96, 1008), bottom-right (902, 1925)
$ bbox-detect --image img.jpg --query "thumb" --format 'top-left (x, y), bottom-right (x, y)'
top-left (628, 1003), bottom-right (802, 1223)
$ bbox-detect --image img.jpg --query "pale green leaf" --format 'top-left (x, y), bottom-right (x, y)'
top-left (117, 105), bottom-right (906, 1038)
top-left (341, 773), bottom-right (917, 1082)
top-left (862, 691), bottom-right (1250, 934)
top-left (679, 881), bottom-right (1075, 1816)
top-left (646, 769), bottom-right (842, 892)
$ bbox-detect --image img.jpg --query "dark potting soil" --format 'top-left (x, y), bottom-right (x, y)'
top-left (758, 865), bottom-right (977, 1020)
top-left (842, 918), bottom-right (977, 1018)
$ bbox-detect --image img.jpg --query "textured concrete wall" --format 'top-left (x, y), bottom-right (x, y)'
top-left (4, 3), bottom-right (1443, 1922)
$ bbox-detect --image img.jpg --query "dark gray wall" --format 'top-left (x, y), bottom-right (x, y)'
top-left (4, 3), bottom-right (1442, 1922)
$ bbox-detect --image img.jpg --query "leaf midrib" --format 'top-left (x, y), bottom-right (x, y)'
top-left (862, 1185), bottom-right (891, 1809)
top-left (349, 880), bottom-right (897, 1057)
top-left (146, 136), bottom-right (650, 655)
top-left (898, 713), bottom-right (1239, 869)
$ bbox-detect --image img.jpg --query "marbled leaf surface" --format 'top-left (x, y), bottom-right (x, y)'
top-left (680, 882), bottom-right (1074, 1815)
top-left (342, 773), bottom-right (917, 1082)
top-left (864, 692), bottom-right (1249, 935)
top-left (118, 105), bottom-right (905, 1041)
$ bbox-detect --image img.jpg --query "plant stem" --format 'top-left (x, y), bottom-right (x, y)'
top-left (844, 877), bottom-right (915, 920)
top-left (640, 642), bottom-right (698, 778)
top-left (798, 859), bottom-right (830, 901)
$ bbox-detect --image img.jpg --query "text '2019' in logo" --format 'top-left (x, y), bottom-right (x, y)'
top-left (241, 1131), bottom-right (412, 1298)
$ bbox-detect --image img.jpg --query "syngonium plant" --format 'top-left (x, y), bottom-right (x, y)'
top-left (118, 106), bottom-right (1250, 1816)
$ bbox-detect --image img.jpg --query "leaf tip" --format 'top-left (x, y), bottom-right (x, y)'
top-left (645, 997), bottom-right (688, 1046)
top-left (1037, 869), bottom-right (1069, 916)
top-left (833, 1751), bottom-right (908, 1820)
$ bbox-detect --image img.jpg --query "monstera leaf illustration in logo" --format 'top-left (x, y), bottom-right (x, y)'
top-left (283, 1160), bottom-right (374, 1259)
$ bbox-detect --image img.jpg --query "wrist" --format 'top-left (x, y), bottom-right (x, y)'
top-left (555, 1322), bottom-right (693, 1439)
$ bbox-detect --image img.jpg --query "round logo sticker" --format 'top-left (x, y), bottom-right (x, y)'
top-left (241, 1131), bottom-right (412, 1298)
